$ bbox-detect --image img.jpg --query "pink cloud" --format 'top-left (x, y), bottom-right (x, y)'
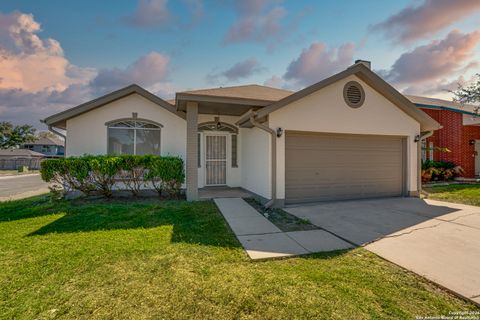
top-left (383, 30), bottom-right (480, 86)
top-left (123, 0), bottom-right (204, 29)
top-left (124, 0), bottom-right (171, 28)
top-left (224, 0), bottom-right (287, 44)
top-left (91, 52), bottom-right (170, 94)
top-left (284, 42), bottom-right (355, 87)
top-left (0, 11), bottom-right (176, 127)
top-left (371, 0), bottom-right (480, 44)
top-left (263, 75), bottom-right (285, 88)
top-left (402, 76), bottom-right (471, 98)
top-left (0, 11), bottom-right (95, 93)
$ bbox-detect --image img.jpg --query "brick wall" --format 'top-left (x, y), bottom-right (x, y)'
top-left (421, 108), bottom-right (480, 177)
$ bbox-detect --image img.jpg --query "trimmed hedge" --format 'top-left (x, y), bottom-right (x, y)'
top-left (41, 155), bottom-right (185, 198)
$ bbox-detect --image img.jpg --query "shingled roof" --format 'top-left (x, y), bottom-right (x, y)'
top-left (178, 84), bottom-right (293, 102)
top-left (406, 95), bottom-right (479, 115)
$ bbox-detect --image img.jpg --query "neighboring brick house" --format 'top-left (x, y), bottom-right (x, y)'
top-left (407, 95), bottom-right (480, 178)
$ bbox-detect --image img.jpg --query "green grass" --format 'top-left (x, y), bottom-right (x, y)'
top-left (424, 184), bottom-right (480, 206)
top-left (0, 195), bottom-right (476, 319)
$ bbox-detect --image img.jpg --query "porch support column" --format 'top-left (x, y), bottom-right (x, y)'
top-left (186, 101), bottom-right (199, 201)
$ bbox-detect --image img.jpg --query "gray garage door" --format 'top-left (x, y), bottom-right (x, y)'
top-left (285, 132), bottom-right (405, 204)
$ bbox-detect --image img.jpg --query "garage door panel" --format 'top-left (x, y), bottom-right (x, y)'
top-left (285, 132), bottom-right (405, 204)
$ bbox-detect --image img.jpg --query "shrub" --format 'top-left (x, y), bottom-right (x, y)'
top-left (147, 156), bottom-right (185, 198)
top-left (88, 155), bottom-right (123, 197)
top-left (41, 157), bottom-right (96, 196)
top-left (41, 155), bottom-right (185, 199)
top-left (117, 155), bottom-right (152, 196)
top-left (421, 160), bottom-right (464, 183)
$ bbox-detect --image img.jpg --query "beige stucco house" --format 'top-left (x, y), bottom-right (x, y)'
top-left (42, 61), bottom-right (440, 207)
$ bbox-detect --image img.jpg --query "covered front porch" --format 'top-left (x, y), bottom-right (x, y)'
top-left (175, 85), bottom-right (292, 202)
top-left (199, 186), bottom-right (255, 200)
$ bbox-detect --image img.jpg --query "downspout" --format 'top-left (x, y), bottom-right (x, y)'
top-left (249, 113), bottom-right (277, 208)
top-left (47, 125), bottom-right (66, 140)
top-left (47, 125), bottom-right (66, 157)
top-left (417, 131), bottom-right (434, 195)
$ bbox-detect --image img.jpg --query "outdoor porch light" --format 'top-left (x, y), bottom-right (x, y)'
top-left (469, 139), bottom-right (475, 145)
top-left (414, 135), bottom-right (420, 142)
top-left (214, 116), bottom-right (221, 130)
top-left (276, 127), bottom-right (283, 138)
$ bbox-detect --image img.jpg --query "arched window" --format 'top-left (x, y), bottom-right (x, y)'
top-left (107, 119), bottom-right (162, 155)
top-left (198, 122), bottom-right (238, 134)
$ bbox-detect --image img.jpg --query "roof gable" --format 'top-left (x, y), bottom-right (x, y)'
top-left (251, 64), bottom-right (440, 132)
top-left (43, 84), bottom-right (185, 129)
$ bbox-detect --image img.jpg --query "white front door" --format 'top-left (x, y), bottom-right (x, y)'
top-left (475, 140), bottom-right (480, 176)
top-left (205, 135), bottom-right (227, 185)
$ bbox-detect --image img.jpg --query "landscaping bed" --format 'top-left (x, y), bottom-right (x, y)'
top-left (244, 198), bottom-right (318, 232)
top-left (0, 195), bottom-right (477, 319)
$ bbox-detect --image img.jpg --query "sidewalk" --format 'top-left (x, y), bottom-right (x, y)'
top-left (214, 198), bottom-right (353, 260)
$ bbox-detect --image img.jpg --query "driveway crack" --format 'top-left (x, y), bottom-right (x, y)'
top-left (383, 222), bottom-right (444, 238)
top-left (434, 212), bottom-right (480, 230)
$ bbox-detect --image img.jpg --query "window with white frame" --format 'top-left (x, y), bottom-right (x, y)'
top-left (107, 120), bottom-right (161, 155)
top-left (429, 141), bottom-right (434, 161)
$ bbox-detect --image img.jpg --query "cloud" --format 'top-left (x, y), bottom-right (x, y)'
top-left (224, 0), bottom-right (287, 44)
top-left (371, 0), bottom-right (480, 44)
top-left (123, 0), bottom-right (204, 29)
top-left (0, 11), bottom-right (177, 128)
top-left (207, 58), bottom-right (264, 83)
top-left (381, 30), bottom-right (480, 88)
top-left (0, 11), bottom-right (96, 93)
top-left (263, 75), bottom-right (285, 88)
top-left (91, 52), bottom-right (170, 94)
top-left (283, 42), bottom-right (355, 87)
top-left (0, 51), bottom-right (175, 128)
top-left (123, 0), bottom-right (171, 28)
top-left (183, 0), bottom-right (204, 24)
top-left (402, 76), bottom-right (470, 98)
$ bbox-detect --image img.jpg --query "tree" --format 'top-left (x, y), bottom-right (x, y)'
top-left (452, 74), bottom-right (480, 115)
top-left (0, 121), bottom-right (36, 149)
top-left (37, 131), bottom-right (60, 140)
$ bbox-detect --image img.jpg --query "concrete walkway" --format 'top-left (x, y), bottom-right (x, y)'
top-left (214, 198), bottom-right (353, 259)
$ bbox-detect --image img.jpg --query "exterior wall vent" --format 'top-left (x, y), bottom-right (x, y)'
top-left (343, 81), bottom-right (365, 108)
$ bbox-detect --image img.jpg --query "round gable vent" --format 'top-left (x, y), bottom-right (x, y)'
top-left (343, 81), bottom-right (365, 108)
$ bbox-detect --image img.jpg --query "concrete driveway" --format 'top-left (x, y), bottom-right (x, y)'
top-left (0, 174), bottom-right (50, 201)
top-left (285, 197), bottom-right (480, 304)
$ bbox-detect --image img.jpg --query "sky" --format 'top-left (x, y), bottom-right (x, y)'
top-left (1, 0), bottom-right (480, 129)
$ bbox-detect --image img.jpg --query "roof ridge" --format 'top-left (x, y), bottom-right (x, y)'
top-left (180, 83), bottom-right (293, 93)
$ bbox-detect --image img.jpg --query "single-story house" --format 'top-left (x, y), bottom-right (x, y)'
top-left (42, 61), bottom-right (440, 206)
top-left (0, 149), bottom-right (45, 170)
top-left (23, 136), bottom-right (65, 158)
top-left (407, 95), bottom-right (480, 177)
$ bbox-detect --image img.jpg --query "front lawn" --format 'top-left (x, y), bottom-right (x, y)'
top-left (424, 184), bottom-right (480, 206)
top-left (0, 196), bottom-right (476, 319)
